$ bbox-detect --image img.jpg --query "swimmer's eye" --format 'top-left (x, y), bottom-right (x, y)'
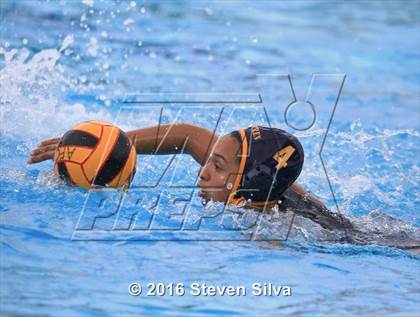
top-left (213, 160), bottom-right (223, 171)
top-left (211, 157), bottom-right (224, 171)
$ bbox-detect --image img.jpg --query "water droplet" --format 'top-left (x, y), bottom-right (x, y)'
top-left (82, 0), bottom-right (94, 7)
top-left (123, 18), bottom-right (134, 26)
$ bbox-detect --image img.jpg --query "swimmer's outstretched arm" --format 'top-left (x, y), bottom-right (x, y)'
top-left (126, 123), bottom-right (218, 165)
top-left (27, 123), bottom-right (324, 208)
top-left (27, 123), bottom-right (218, 165)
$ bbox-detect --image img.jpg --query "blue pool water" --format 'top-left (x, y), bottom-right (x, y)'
top-left (1, 1), bottom-right (419, 316)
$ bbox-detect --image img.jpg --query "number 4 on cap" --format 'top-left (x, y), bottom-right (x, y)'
top-left (273, 145), bottom-right (295, 169)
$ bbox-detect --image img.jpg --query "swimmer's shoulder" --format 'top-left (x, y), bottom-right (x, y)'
top-left (279, 188), bottom-right (353, 231)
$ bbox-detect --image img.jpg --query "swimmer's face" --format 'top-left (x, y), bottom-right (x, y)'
top-left (198, 134), bottom-right (241, 204)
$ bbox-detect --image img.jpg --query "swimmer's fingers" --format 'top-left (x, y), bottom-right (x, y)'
top-left (31, 144), bottom-right (58, 156)
top-left (28, 143), bottom-right (58, 164)
top-left (27, 150), bottom-right (56, 164)
top-left (27, 137), bottom-right (60, 164)
top-left (38, 137), bottom-right (60, 147)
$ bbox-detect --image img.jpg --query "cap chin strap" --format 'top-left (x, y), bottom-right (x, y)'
top-left (226, 128), bottom-right (278, 209)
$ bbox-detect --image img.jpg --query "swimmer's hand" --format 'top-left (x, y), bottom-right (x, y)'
top-left (27, 137), bottom-right (60, 164)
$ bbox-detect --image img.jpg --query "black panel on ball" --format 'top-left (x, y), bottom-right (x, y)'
top-left (93, 130), bottom-right (131, 186)
top-left (60, 130), bottom-right (98, 147)
top-left (57, 162), bottom-right (73, 185)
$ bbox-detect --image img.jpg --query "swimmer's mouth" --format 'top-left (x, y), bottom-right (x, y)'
top-left (198, 190), bottom-right (209, 202)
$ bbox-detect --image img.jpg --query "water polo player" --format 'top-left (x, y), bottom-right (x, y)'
top-left (28, 123), bottom-right (352, 231)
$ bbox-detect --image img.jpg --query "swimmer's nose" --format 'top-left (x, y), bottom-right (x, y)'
top-left (198, 164), bottom-right (210, 183)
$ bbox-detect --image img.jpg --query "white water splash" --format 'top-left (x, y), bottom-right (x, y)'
top-left (0, 36), bottom-right (113, 143)
top-left (59, 35), bottom-right (75, 53)
top-left (82, 0), bottom-right (94, 7)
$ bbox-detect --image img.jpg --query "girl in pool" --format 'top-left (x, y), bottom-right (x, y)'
top-left (27, 123), bottom-right (353, 232)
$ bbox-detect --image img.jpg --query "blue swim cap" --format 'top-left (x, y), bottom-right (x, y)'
top-left (227, 126), bottom-right (304, 207)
